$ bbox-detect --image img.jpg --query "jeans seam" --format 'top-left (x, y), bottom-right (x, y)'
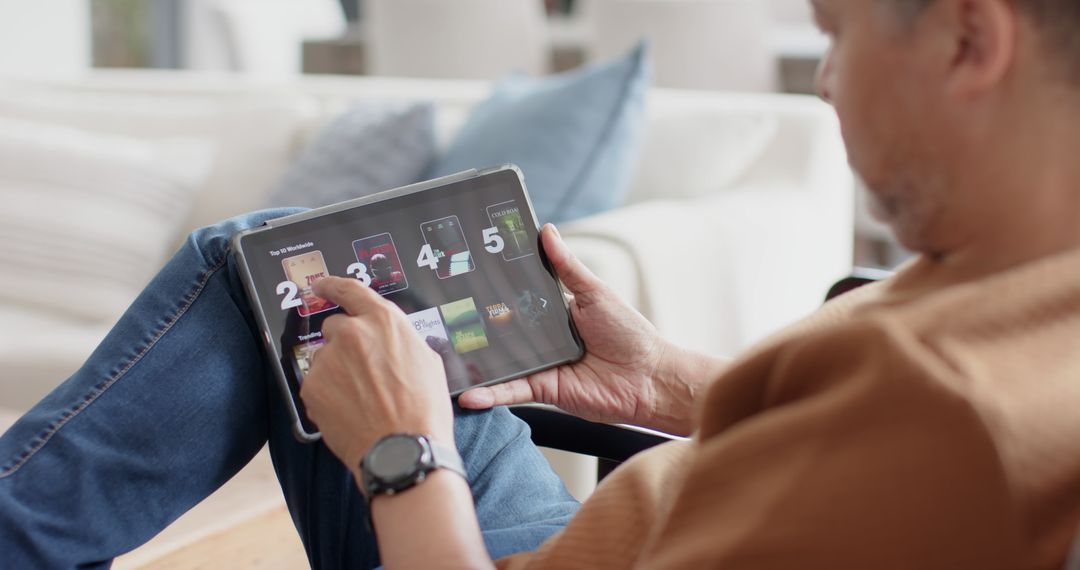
top-left (0, 254), bottom-right (229, 479)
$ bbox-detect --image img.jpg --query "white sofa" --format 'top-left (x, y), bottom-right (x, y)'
top-left (0, 69), bottom-right (853, 411)
top-left (0, 70), bottom-right (852, 564)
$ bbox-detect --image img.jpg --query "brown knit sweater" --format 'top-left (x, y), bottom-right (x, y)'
top-left (498, 246), bottom-right (1080, 569)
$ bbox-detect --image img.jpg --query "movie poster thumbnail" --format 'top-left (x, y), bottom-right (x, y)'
top-left (420, 215), bottom-right (475, 279)
top-left (292, 338), bottom-right (326, 381)
top-left (407, 306), bottom-right (451, 353)
top-left (486, 200), bottom-right (534, 261)
top-left (438, 297), bottom-right (490, 354)
top-left (352, 232), bottom-right (409, 296)
top-left (281, 250), bottom-right (337, 317)
top-left (408, 306), bottom-right (470, 386)
top-left (480, 299), bottom-right (519, 341)
top-left (515, 289), bottom-right (552, 328)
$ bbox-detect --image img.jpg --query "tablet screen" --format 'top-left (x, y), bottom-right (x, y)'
top-left (237, 168), bottom-right (583, 433)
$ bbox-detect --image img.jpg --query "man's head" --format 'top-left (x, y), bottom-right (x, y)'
top-left (888, 0), bottom-right (1080, 79)
top-left (813, 0), bottom-right (1080, 261)
top-left (894, 0), bottom-right (1080, 58)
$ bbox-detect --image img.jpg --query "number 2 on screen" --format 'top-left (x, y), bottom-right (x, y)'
top-left (277, 281), bottom-right (302, 310)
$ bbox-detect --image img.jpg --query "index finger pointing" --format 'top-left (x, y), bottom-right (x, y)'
top-left (312, 276), bottom-right (382, 316)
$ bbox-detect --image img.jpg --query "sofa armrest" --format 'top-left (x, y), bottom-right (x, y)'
top-left (0, 408), bottom-right (17, 436)
top-left (558, 189), bottom-right (852, 357)
top-left (559, 199), bottom-right (740, 354)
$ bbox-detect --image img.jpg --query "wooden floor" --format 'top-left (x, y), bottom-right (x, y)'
top-left (138, 506), bottom-right (307, 569)
top-left (0, 410), bottom-right (306, 569)
top-left (111, 446), bottom-right (304, 569)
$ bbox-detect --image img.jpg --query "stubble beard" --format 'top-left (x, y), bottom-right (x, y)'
top-left (864, 164), bottom-right (950, 257)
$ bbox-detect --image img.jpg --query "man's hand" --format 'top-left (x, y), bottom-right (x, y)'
top-left (300, 277), bottom-right (455, 472)
top-left (458, 225), bottom-right (725, 436)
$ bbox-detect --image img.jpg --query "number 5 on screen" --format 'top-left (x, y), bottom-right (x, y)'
top-left (482, 227), bottom-right (504, 254)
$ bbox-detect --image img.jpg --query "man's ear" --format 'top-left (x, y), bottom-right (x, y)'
top-left (945, 0), bottom-right (1017, 100)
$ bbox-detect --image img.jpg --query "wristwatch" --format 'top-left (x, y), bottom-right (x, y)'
top-left (359, 433), bottom-right (466, 501)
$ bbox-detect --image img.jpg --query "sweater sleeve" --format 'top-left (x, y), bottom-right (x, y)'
top-left (635, 318), bottom-right (1025, 570)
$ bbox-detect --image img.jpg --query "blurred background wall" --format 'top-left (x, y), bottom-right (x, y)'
top-left (0, 0), bottom-right (903, 267)
top-left (0, 1), bottom-right (91, 77)
top-left (68, 0), bottom-right (832, 93)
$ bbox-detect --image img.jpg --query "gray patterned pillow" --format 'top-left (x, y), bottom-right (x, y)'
top-left (264, 103), bottom-right (436, 208)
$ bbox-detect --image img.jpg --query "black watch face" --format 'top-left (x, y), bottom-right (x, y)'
top-left (369, 437), bottom-right (425, 481)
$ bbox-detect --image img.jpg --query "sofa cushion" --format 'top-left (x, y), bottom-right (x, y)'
top-left (0, 116), bottom-right (214, 323)
top-left (426, 43), bottom-right (650, 224)
top-left (0, 86), bottom-right (308, 235)
top-left (263, 103), bottom-right (436, 208)
top-left (0, 304), bottom-right (110, 411)
top-left (0, 407), bottom-right (16, 437)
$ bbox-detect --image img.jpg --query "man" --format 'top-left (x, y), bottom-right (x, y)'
top-left (1, 0), bottom-right (1078, 567)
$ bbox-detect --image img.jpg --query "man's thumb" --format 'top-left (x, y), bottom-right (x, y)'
top-left (541, 224), bottom-right (601, 296)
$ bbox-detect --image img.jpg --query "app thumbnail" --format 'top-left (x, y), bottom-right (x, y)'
top-left (482, 300), bottom-right (518, 340)
top-left (407, 306), bottom-right (450, 347)
top-left (409, 306), bottom-right (469, 386)
top-left (486, 200), bottom-right (534, 261)
top-left (516, 289), bottom-right (551, 328)
top-left (352, 233), bottom-right (409, 296)
top-left (484, 301), bottom-right (514, 324)
top-left (282, 250), bottom-right (337, 317)
top-left (421, 215), bottom-right (475, 279)
top-left (439, 297), bottom-right (489, 354)
top-left (292, 338), bottom-right (326, 381)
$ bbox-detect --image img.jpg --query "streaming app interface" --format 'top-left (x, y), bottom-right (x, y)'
top-left (241, 169), bottom-right (581, 397)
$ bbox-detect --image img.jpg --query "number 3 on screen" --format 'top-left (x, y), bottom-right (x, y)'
top-left (346, 262), bottom-right (372, 286)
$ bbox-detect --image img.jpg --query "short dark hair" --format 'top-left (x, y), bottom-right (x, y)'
top-left (891, 0), bottom-right (1080, 81)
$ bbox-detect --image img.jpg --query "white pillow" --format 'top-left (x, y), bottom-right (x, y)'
top-left (0, 86), bottom-right (309, 232)
top-left (0, 116), bottom-right (215, 322)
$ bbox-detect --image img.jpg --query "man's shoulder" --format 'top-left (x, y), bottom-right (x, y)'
top-left (686, 310), bottom-right (1027, 570)
top-left (763, 313), bottom-right (953, 401)
top-left (698, 313), bottom-right (963, 437)
top-left (702, 249), bottom-right (1080, 437)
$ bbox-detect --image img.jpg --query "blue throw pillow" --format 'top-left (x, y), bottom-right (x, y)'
top-left (427, 43), bottom-right (650, 224)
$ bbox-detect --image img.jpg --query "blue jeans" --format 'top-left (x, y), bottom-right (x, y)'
top-left (0, 210), bottom-right (579, 569)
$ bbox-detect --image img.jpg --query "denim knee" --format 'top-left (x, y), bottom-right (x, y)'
top-left (184, 208), bottom-right (307, 268)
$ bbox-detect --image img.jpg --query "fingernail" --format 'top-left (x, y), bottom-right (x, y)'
top-left (548, 224), bottom-right (561, 238)
top-left (459, 392), bottom-right (477, 409)
top-left (465, 389), bottom-right (492, 408)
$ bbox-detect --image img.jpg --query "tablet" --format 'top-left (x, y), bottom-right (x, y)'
top-left (232, 165), bottom-right (585, 441)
